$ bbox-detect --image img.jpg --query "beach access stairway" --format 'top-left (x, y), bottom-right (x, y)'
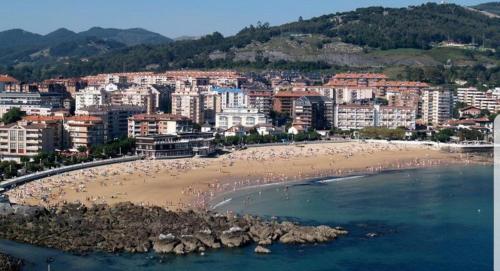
top-left (0, 155), bottom-right (143, 191)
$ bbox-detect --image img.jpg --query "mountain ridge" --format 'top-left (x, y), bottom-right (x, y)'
top-left (1, 2), bottom-right (499, 85)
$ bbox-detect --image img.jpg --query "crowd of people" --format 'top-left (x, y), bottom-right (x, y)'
top-left (5, 142), bottom-right (476, 210)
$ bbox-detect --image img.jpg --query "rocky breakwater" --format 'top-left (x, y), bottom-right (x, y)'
top-left (0, 253), bottom-right (23, 271)
top-left (0, 202), bottom-right (347, 255)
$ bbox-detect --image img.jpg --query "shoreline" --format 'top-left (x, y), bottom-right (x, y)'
top-left (5, 141), bottom-right (492, 211)
top-left (207, 159), bottom-right (489, 210)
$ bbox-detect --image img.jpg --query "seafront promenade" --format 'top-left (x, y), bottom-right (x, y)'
top-left (0, 156), bottom-right (142, 191)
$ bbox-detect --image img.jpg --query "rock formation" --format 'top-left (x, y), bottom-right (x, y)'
top-left (0, 202), bottom-right (348, 255)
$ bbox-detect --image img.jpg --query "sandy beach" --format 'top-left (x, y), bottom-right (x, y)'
top-left (6, 141), bottom-right (477, 210)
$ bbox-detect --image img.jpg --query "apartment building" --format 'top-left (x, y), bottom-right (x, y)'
top-left (386, 90), bottom-right (420, 109)
top-left (213, 87), bottom-right (248, 109)
top-left (77, 105), bottom-right (146, 141)
top-left (22, 115), bottom-right (65, 150)
top-left (292, 96), bottom-right (334, 130)
top-left (0, 92), bottom-right (66, 118)
top-left (0, 122), bottom-right (54, 161)
top-left (273, 91), bottom-right (321, 117)
top-left (110, 87), bottom-right (156, 113)
top-left (421, 88), bottom-right (452, 125)
top-left (376, 106), bottom-right (416, 129)
top-left (128, 113), bottom-right (193, 137)
top-left (75, 87), bottom-right (109, 111)
top-left (457, 87), bottom-right (500, 112)
top-left (215, 108), bottom-right (268, 130)
top-left (171, 90), bottom-right (204, 124)
top-left (0, 75), bottom-right (19, 92)
top-left (335, 104), bottom-right (416, 130)
top-left (246, 90), bottom-right (273, 114)
top-left (64, 116), bottom-right (105, 150)
top-left (327, 73), bottom-right (388, 87)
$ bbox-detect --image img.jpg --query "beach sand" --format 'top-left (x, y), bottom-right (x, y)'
top-left (7, 141), bottom-right (472, 210)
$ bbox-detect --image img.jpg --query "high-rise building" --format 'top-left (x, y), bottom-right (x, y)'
top-left (171, 91), bottom-right (204, 124)
top-left (292, 96), bottom-right (334, 130)
top-left (77, 105), bottom-right (146, 141)
top-left (75, 87), bottom-right (109, 111)
top-left (421, 88), bottom-right (452, 126)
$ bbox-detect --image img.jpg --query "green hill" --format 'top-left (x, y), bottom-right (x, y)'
top-left (472, 2), bottom-right (500, 16)
top-left (1, 3), bottom-right (499, 85)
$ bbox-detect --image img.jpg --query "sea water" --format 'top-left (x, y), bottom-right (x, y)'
top-left (0, 165), bottom-right (493, 271)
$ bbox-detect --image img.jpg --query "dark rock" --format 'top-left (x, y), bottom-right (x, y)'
top-left (0, 253), bottom-right (23, 271)
top-left (0, 202), bottom-right (347, 256)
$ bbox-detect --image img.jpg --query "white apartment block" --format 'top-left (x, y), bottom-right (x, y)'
top-left (335, 104), bottom-right (416, 130)
top-left (0, 122), bottom-right (54, 161)
top-left (215, 108), bottom-right (268, 130)
top-left (421, 88), bottom-right (452, 126)
top-left (376, 106), bottom-right (416, 130)
top-left (334, 87), bottom-right (374, 104)
top-left (457, 87), bottom-right (500, 112)
top-left (75, 87), bottom-right (109, 111)
top-left (213, 88), bottom-right (248, 109)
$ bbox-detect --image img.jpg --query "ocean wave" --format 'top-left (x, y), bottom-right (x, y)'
top-left (316, 175), bottom-right (366, 184)
top-left (211, 198), bottom-right (232, 209)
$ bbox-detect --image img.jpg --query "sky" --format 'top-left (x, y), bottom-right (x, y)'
top-left (0, 0), bottom-right (490, 38)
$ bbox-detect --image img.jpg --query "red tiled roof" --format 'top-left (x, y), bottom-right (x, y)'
top-left (130, 113), bottom-right (190, 122)
top-left (274, 91), bottom-right (320, 98)
top-left (0, 75), bottom-right (18, 83)
top-left (66, 116), bottom-right (103, 122)
top-left (371, 81), bottom-right (429, 88)
top-left (458, 106), bottom-right (481, 112)
top-left (333, 73), bottom-right (388, 80)
top-left (23, 115), bottom-right (64, 122)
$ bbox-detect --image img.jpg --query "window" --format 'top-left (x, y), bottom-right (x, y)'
top-left (9, 130), bottom-right (16, 140)
top-left (246, 117), bottom-right (255, 126)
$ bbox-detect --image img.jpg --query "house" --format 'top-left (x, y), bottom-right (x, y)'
top-left (224, 125), bottom-right (250, 137)
top-left (254, 123), bottom-right (279, 136)
top-left (201, 123), bottom-right (213, 133)
top-left (288, 120), bottom-right (310, 135)
top-left (458, 106), bottom-right (482, 118)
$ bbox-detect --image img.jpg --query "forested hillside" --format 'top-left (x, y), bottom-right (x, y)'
top-left (1, 3), bottom-right (499, 85)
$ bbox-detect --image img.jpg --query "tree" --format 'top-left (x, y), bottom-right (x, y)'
top-left (433, 128), bottom-right (455, 142)
top-left (77, 146), bottom-right (88, 153)
top-left (2, 108), bottom-right (26, 124)
top-left (457, 129), bottom-right (484, 141)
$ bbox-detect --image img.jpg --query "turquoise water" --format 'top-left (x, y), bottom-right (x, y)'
top-left (0, 165), bottom-right (493, 271)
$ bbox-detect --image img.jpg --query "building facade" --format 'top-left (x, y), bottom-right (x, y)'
top-left (0, 122), bottom-right (54, 160)
top-left (128, 114), bottom-right (193, 137)
top-left (64, 116), bottom-right (105, 150)
top-left (292, 96), bottom-right (334, 130)
top-left (335, 104), bottom-right (416, 130)
top-left (457, 87), bottom-right (500, 112)
top-left (135, 133), bottom-right (215, 159)
top-left (75, 87), bottom-right (109, 111)
top-left (77, 105), bottom-right (146, 141)
top-left (215, 108), bottom-right (269, 130)
top-left (421, 88), bottom-right (452, 125)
